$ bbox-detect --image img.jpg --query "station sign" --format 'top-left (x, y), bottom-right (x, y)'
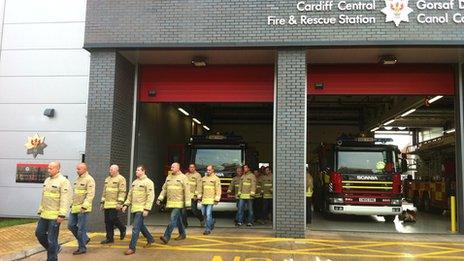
top-left (267, 0), bottom-right (464, 26)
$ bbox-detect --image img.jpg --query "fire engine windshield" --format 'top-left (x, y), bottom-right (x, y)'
top-left (337, 151), bottom-right (388, 174)
top-left (194, 149), bottom-right (242, 173)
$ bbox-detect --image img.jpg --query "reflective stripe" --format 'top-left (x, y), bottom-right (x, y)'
top-left (306, 187), bottom-right (313, 197)
top-left (134, 190), bottom-right (145, 195)
top-left (74, 189), bottom-right (86, 194)
top-left (264, 184), bottom-right (272, 187)
top-left (240, 193), bottom-right (251, 199)
top-left (106, 187), bottom-right (119, 192)
top-left (168, 186), bottom-right (182, 190)
top-left (189, 181), bottom-right (196, 185)
top-left (131, 204), bottom-right (145, 213)
top-left (44, 191), bottom-right (60, 198)
top-left (166, 201), bottom-right (183, 208)
top-left (263, 194), bottom-right (273, 199)
top-left (202, 199), bottom-right (215, 205)
top-left (40, 210), bottom-right (59, 220)
top-left (204, 185), bottom-right (214, 189)
top-left (243, 182), bottom-right (251, 186)
top-left (104, 201), bottom-right (117, 209)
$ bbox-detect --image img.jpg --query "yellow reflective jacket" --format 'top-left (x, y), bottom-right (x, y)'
top-left (101, 174), bottom-right (127, 209)
top-left (259, 173), bottom-right (273, 199)
top-left (198, 173), bottom-right (221, 205)
top-left (38, 173), bottom-right (72, 220)
top-left (157, 172), bottom-right (191, 209)
top-left (71, 172), bottom-right (95, 213)
top-left (185, 171), bottom-right (202, 199)
top-left (227, 175), bottom-right (241, 198)
top-left (238, 172), bottom-right (257, 199)
top-left (306, 173), bottom-right (314, 197)
top-left (124, 175), bottom-right (155, 213)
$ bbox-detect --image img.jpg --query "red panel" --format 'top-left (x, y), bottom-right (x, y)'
top-left (308, 64), bottom-right (454, 95)
top-left (140, 65), bottom-right (274, 102)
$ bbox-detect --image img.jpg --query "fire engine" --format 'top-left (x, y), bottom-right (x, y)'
top-left (406, 133), bottom-right (455, 212)
top-left (187, 133), bottom-right (248, 211)
top-left (315, 136), bottom-right (406, 221)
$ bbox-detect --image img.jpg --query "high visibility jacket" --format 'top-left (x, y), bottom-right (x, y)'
top-left (227, 175), bottom-right (241, 198)
top-left (238, 172), bottom-right (256, 199)
top-left (306, 173), bottom-right (314, 197)
top-left (255, 174), bottom-right (263, 198)
top-left (101, 174), bottom-right (127, 209)
top-left (124, 175), bottom-right (155, 213)
top-left (71, 172), bottom-right (95, 214)
top-left (38, 173), bottom-right (72, 220)
top-left (259, 174), bottom-right (273, 199)
top-left (157, 172), bottom-right (191, 209)
top-left (198, 173), bottom-right (221, 205)
top-left (185, 171), bottom-right (202, 199)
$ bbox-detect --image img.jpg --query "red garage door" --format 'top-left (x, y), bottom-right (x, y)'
top-left (139, 64), bottom-right (454, 102)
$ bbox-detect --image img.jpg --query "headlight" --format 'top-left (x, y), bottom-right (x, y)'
top-left (331, 197), bottom-right (344, 204)
top-left (391, 199), bottom-right (401, 205)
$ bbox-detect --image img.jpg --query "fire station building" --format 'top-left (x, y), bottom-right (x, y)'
top-left (1, 0), bottom-right (464, 239)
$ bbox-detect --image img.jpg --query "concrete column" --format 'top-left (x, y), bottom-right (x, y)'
top-left (274, 48), bottom-right (307, 238)
top-left (456, 62), bottom-right (464, 233)
top-left (85, 50), bottom-right (135, 231)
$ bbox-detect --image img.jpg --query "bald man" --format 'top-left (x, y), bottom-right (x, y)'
top-left (157, 162), bottom-right (190, 244)
top-left (68, 163), bottom-right (95, 255)
top-left (101, 165), bottom-right (127, 244)
top-left (36, 161), bottom-right (72, 261)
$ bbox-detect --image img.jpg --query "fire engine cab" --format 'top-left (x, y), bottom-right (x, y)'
top-left (316, 136), bottom-right (406, 221)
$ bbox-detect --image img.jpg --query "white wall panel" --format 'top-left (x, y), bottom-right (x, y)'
top-left (0, 131), bottom-right (86, 159)
top-left (2, 22), bottom-right (85, 49)
top-left (0, 104), bottom-right (87, 131)
top-left (4, 0), bottom-right (86, 24)
top-left (0, 49), bottom-right (90, 76)
top-left (0, 77), bottom-right (88, 104)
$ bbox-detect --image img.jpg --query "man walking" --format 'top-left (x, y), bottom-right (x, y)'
top-left (122, 165), bottom-right (155, 255)
top-left (237, 165), bottom-right (256, 227)
top-left (227, 166), bottom-right (243, 224)
top-left (100, 165), bottom-right (127, 244)
top-left (182, 163), bottom-right (204, 227)
top-left (157, 162), bottom-right (190, 244)
top-left (198, 165), bottom-right (221, 235)
top-left (68, 163), bottom-right (95, 255)
top-left (35, 161), bottom-right (72, 261)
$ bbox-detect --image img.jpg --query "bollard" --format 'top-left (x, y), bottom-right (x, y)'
top-left (451, 196), bottom-right (457, 233)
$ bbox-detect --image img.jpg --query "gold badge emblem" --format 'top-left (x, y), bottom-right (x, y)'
top-left (25, 133), bottom-right (47, 158)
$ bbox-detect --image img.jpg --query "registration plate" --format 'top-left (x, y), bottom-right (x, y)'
top-left (359, 198), bottom-right (376, 203)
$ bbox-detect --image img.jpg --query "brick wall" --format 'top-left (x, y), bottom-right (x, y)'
top-left (274, 48), bottom-right (307, 238)
top-left (84, 0), bottom-right (463, 48)
top-left (85, 50), bottom-right (135, 231)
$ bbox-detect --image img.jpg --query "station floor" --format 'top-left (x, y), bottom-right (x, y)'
top-left (146, 204), bottom-right (451, 234)
top-left (24, 227), bottom-right (464, 261)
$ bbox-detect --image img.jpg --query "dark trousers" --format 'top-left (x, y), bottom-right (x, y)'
top-left (104, 208), bottom-right (126, 241)
top-left (35, 218), bottom-right (60, 261)
top-left (253, 197), bottom-right (263, 221)
top-left (129, 212), bottom-right (154, 250)
top-left (262, 198), bottom-right (273, 221)
top-left (181, 199), bottom-right (204, 226)
top-left (306, 197), bottom-right (312, 224)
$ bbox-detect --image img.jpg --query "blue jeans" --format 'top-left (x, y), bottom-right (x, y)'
top-left (35, 218), bottom-right (60, 261)
top-left (235, 200), bottom-right (240, 222)
top-left (129, 212), bottom-right (154, 250)
top-left (67, 213), bottom-right (89, 251)
top-left (237, 199), bottom-right (254, 224)
top-left (163, 208), bottom-right (186, 241)
top-left (201, 204), bottom-right (214, 232)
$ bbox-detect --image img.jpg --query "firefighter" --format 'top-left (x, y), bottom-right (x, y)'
top-left (197, 165), bottom-right (221, 235)
top-left (67, 163), bottom-right (95, 255)
top-left (237, 165), bottom-right (256, 227)
top-left (100, 165), bottom-right (127, 244)
top-left (306, 169), bottom-right (314, 224)
top-left (182, 163), bottom-right (204, 227)
top-left (122, 165), bottom-right (155, 255)
top-left (35, 161), bottom-right (72, 261)
top-left (259, 166), bottom-right (273, 223)
top-left (157, 162), bottom-right (191, 244)
top-left (253, 169), bottom-right (263, 224)
top-left (227, 166), bottom-right (243, 224)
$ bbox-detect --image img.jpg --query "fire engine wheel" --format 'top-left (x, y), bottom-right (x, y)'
top-left (384, 215), bottom-right (396, 222)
